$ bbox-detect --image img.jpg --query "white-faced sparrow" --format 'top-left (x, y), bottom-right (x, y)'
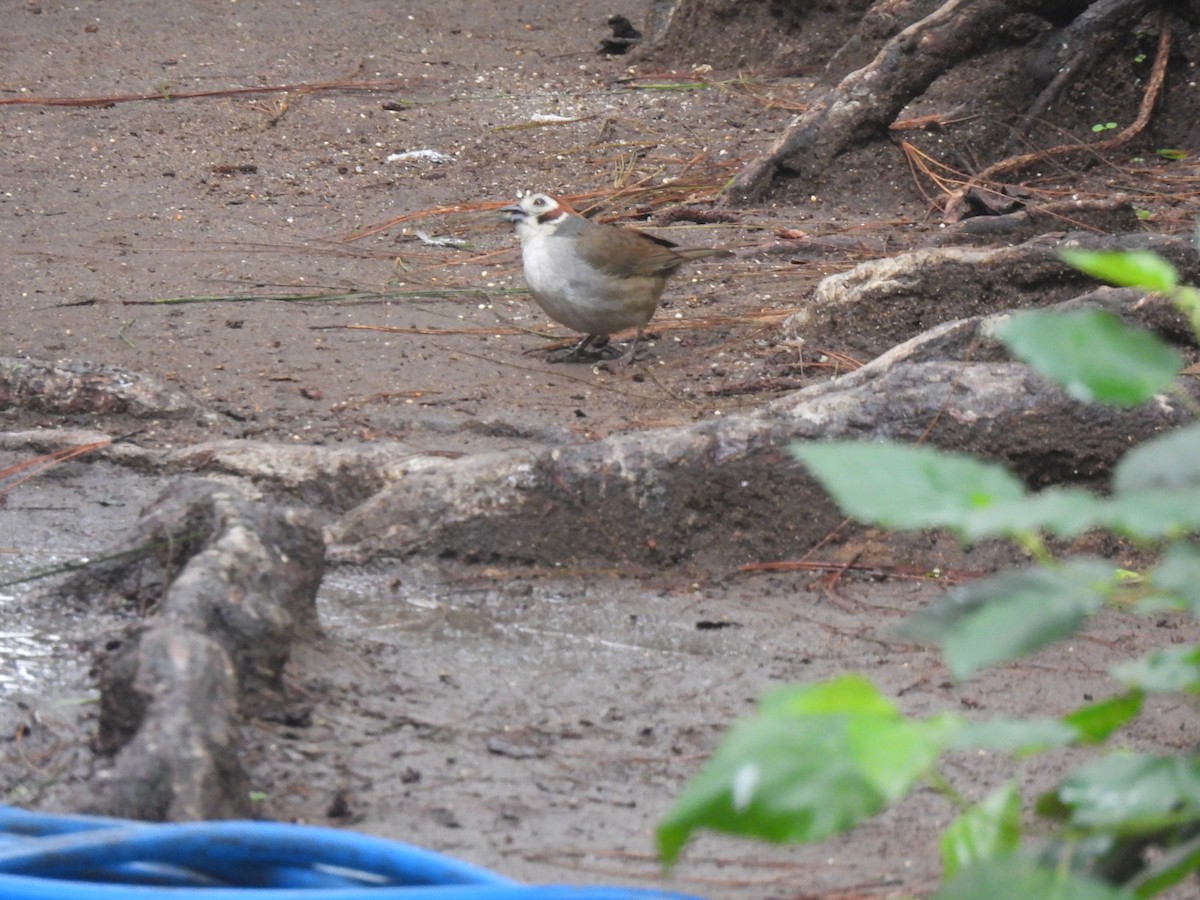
top-left (501, 193), bottom-right (731, 362)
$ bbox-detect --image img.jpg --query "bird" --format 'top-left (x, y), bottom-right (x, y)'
top-left (500, 193), bottom-right (731, 363)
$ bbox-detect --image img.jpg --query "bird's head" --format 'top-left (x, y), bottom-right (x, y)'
top-left (500, 193), bottom-right (576, 237)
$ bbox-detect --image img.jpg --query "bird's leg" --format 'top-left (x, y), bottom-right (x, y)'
top-left (623, 328), bottom-right (644, 365)
top-left (564, 333), bottom-right (599, 360)
top-left (545, 334), bottom-right (600, 363)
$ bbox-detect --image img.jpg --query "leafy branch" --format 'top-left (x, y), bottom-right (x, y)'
top-left (659, 245), bottom-right (1200, 899)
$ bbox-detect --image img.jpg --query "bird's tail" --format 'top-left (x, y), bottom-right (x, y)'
top-left (674, 248), bottom-right (735, 261)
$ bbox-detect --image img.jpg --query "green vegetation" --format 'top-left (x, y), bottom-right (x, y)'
top-left (659, 248), bottom-right (1200, 898)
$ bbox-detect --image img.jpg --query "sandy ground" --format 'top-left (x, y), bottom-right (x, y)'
top-left (3, 2), bottom-right (1200, 898)
top-left (2, 0), bottom-right (825, 455)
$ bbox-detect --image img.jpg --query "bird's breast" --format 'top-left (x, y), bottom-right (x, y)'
top-left (518, 234), bottom-right (665, 335)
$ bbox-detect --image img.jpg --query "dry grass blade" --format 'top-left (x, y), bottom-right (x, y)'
top-left (314, 323), bottom-right (525, 337)
top-left (898, 140), bottom-right (973, 203)
top-left (0, 437), bottom-right (115, 501)
top-left (890, 107), bottom-right (976, 132)
top-left (342, 200), bottom-right (514, 242)
top-left (0, 77), bottom-right (412, 108)
top-left (128, 287), bottom-right (519, 306)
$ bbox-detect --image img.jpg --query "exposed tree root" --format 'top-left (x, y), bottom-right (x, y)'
top-left (49, 482), bottom-right (324, 820)
top-left (721, 0), bottom-right (1172, 216)
top-left (727, 0), bottom-right (1044, 202)
top-left (944, 13), bottom-right (1171, 221)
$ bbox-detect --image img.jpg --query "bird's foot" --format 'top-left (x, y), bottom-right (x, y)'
top-left (546, 335), bottom-right (621, 363)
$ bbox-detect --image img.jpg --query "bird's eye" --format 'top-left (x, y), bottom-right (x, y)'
top-left (532, 196), bottom-right (547, 207)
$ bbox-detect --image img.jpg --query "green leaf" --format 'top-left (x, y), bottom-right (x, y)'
top-left (1093, 489), bottom-right (1200, 539)
top-left (1144, 543), bottom-right (1200, 613)
top-left (1173, 285), bottom-right (1200, 337)
top-left (998, 309), bottom-right (1181, 407)
top-left (1062, 692), bottom-right (1143, 743)
top-left (1113, 646), bottom-right (1200, 694)
top-left (760, 678), bottom-right (950, 798)
top-left (966, 486), bottom-right (1200, 545)
top-left (1113, 423), bottom-right (1200, 493)
top-left (936, 855), bottom-right (1133, 900)
top-left (1060, 249), bottom-right (1180, 293)
top-left (948, 717), bottom-right (1078, 754)
top-left (656, 676), bottom-right (952, 864)
top-left (957, 487), bottom-right (1104, 541)
top-left (946, 696), bottom-right (1139, 754)
top-left (900, 560), bottom-right (1114, 679)
top-left (792, 442), bottom-right (1025, 532)
top-left (941, 784), bottom-right (1021, 878)
top-left (656, 716), bottom-right (881, 864)
top-left (760, 674), bottom-right (899, 717)
top-left (1056, 754), bottom-right (1200, 830)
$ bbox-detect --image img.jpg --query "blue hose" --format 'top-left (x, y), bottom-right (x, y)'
top-left (0, 807), bottom-right (701, 899)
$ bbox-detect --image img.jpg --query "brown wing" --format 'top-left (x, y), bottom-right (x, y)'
top-left (571, 220), bottom-right (688, 278)
top-left (565, 217), bottom-right (731, 278)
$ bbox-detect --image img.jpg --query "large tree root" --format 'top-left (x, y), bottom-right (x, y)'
top-left (16, 349), bottom-right (1173, 577)
top-left (788, 231), bottom-right (1199, 360)
top-left (49, 481), bottom-right (324, 820)
top-left (1007, 0), bottom-right (1156, 150)
top-left (326, 357), bottom-right (1195, 569)
top-left (726, 0), bottom-right (1168, 208)
top-left (729, 0), bottom-right (1049, 202)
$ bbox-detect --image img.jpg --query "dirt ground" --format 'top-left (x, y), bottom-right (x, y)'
top-left (3, 2), bottom-right (1200, 898)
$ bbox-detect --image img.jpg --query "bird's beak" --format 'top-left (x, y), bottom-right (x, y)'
top-left (500, 202), bottom-right (526, 223)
